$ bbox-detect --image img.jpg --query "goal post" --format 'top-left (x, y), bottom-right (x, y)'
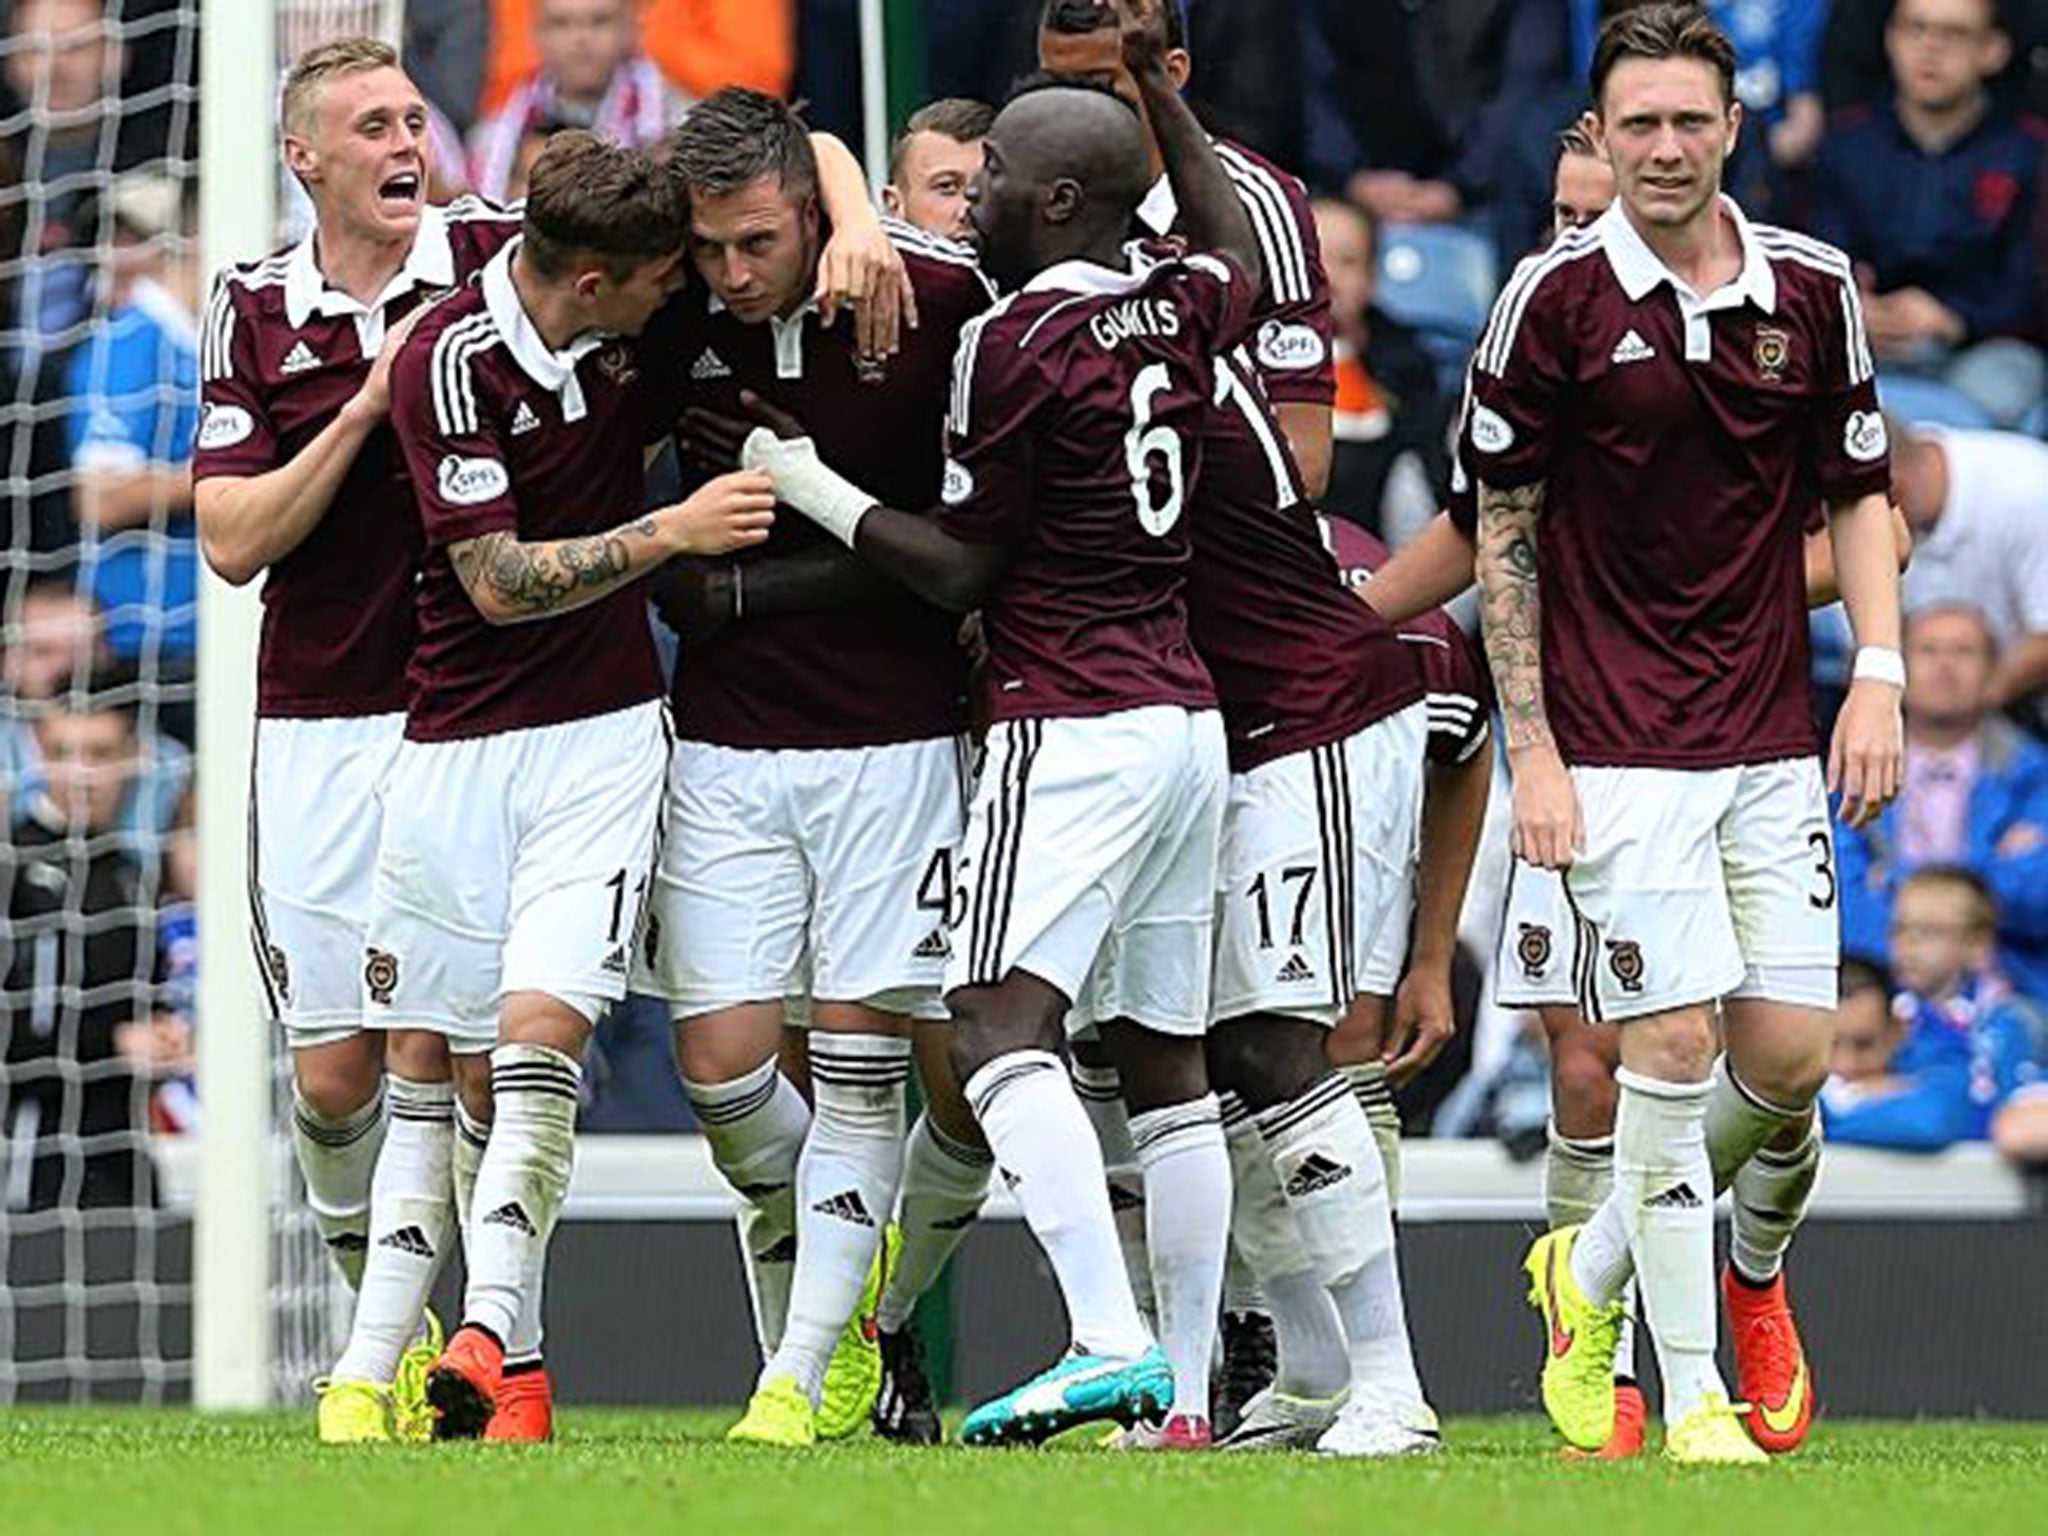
top-left (192, 0), bottom-right (276, 1414)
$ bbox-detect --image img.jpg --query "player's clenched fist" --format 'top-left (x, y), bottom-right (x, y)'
top-left (656, 469), bottom-right (777, 556)
top-left (1509, 743), bottom-right (1583, 870)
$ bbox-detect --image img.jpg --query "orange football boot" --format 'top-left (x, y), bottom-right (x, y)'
top-left (485, 1364), bottom-right (554, 1443)
top-left (1562, 1382), bottom-right (1648, 1461)
top-left (1724, 1267), bottom-right (1815, 1453)
top-left (427, 1324), bottom-right (504, 1440)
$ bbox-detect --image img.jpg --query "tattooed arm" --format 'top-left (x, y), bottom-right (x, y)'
top-left (1475, 478), bottom-right (1582, 869)
top-left (447, 470), bottom-right (777, 626)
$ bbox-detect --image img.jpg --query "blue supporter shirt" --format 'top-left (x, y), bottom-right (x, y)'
top-left (1823, 978), bottom-right (2043, 1149)
top-left (64, 280), bottom-right (200, 664)
top-left (1812, 99), bottom-right (2048, 344)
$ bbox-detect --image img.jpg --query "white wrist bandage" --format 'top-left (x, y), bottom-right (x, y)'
top-left (741, 428), bottom-right (878, 549)
top-left (1852, 645), bottom-right (1906, 688)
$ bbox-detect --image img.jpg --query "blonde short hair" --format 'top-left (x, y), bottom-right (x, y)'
top-left (282, 37), bottom-right (401, 140)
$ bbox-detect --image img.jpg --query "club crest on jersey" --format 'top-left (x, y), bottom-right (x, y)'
top-left (364, 948), bottom-right (400, 1006)
top-left (1844, 410), bottom-right (1888, 464)
top-left (1470, 402), bottom-right (1516, 455)
top-left (437, 454), bottom-right (510, 505)
top-left (1516, 923), bottom-right (1552, 980)
top-left (1605, 939), bottom-right (1645, 994)
top-left (941, 457), bottom-right (975, 506)
top-left (1753, 325), bottom-right (1790, 382)
top-left (1256, 319), bottom-right (1324, 372)
top-left (595, 344), bottom-right (638, 385)
top-left (197, 402), bottom-right (254, 450)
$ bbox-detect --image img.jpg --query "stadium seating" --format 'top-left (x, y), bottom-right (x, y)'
top-left (1374, 221), bottom-right (1497, 389)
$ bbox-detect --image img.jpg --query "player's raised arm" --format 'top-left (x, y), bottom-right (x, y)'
top-left (1116, 0), bottom-right (1261, 296)
top-left (810, 130), bottom-right (918, 357)
top-left (195, 299), bottom-right (430, 586)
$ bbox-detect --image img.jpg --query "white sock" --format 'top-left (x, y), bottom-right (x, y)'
top-left (686, 1056), bottom-right (811, 1357)
top-left (1706, 1058), bottom-right (1801, 1187)
top-left (876, 1113), bottom-right (991, 1334)
top-left (1341, 1061), bottom-right (1404, 1207)
top-left (1220, 1093), bottom-right (1348, 1399)
top-left (292, 1082), bottom-right (386, 1290)
top-left (763, 1034), bottom-right (912, 1400)
top-left (331, 1077), bottom-right (453, 1383)
top-left (452, 1098), bottom-right (488, 1229)
top-left (1130, 1094), bottom-right (1230, 1425)
top-left (1073, 1060), bottom-right (1156, 1328)
top-left (1545, 1124), bottom-right (1637, 1380)
top-left (964, 1050), bottom-right (1150, 1360)
top-left (1730, 1114), bottom-right (1820, 1284)
top-left (1582, 1067), bottom-right (1723, 1422)
top-left (1222, 1241), bottom-right (1266, 1316)
top-left (463, 1044), bottom-right (580, 1347)
top-left (1259, 1076), bottom-right (1425, 1411)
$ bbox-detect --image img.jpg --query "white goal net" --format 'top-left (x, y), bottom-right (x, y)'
top-left (1, 0), bottom-right (400, 1408)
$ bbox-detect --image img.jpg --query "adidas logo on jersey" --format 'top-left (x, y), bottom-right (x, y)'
top-left (510, 399), bottom-right (542, 435)
top-left (1610, 329), bottom-right (1656, 364)
top-left (281, 339), bottom-right (322, 375)
top-left (913, 928), bottom-right (951, 959)
top-left (1645, 1180), bottom-right (1703, 1210)
top-left (1283, 1152), bottom-right (1353, 1199)
top-left (378, 1224), bottom-right (436, 1259)
top-left (812, 1190), bottom-right (877, 1227)
top-left (483, 1200), bottom-right (537, 1235)
top-left (690, 347), bottom-right (733, 380)
top-left (1276, 952), bottom-right (1317, 985)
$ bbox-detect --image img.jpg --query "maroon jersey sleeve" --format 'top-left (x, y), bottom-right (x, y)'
top-left (194, 268), bottom-right (284, 478)
top-left (389, 313), bottom-right (519, 549)
top-left (939, 309), bottom-right (1051, 548)
top-left (1467, 247), bottom-right (1581, 491)
top-left (1806, 269), bottom-right (1891, 504)
top-left (1420, 621), bottom-right (1492, 766)
top-left (1217, 141), bottom-right (1335, 407)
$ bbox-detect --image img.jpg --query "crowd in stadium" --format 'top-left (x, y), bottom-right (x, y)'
top-left (1, 0), bottom-right (2044, 1268)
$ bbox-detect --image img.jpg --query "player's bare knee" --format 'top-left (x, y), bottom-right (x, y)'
top-left (1724, 1002), bottom-right (1833, 1110)
top-left (452, 1051), bottom-right (495, 1125)
top-left (1550, 1029), bottom-right (1621, 1137)
top-left (498, 990), bottom-right (593, 1060)
top-left (946, 980), bottom-right (1064, 1085)
top-left (382, 1027), bottom-right (451, 1083)
top-left (673, 1003), bottom-right (783, 1085)
top-left (1206, 1014), bottom-right (1324, 1110)
top-left (1099, 1022), bottom-right (1209, 1115)
top-left (292, 1033), bottom-right (384, 1119)
top-left (1618, 1005), bottom-right (1718, 1083)
top-left (1326, 993), bottom-right (1389, 1066)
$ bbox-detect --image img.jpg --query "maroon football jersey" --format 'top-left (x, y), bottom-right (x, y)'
top-left (939, 249), bottom-right (1255, 722)
top-left (195, 199), bottom-right (521, 718)
top-left (1187, 351), bottom-right (1421, 772)
top-left (1320, 514), bottom-right (1494, 768)
top-left (653, 221), bottom-right (992, 748)
top-left (387, 244), bottom-right (669, 741)
top-left (1136, 137), bottom-right (1334, 408)
top-left (1468, 201), bottom-right (1890, 770)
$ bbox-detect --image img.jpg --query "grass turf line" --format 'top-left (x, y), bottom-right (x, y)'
top-left (2, 1412), bottom-right (2043, 1536)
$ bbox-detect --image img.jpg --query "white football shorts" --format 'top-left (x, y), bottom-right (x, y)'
top-left (364, 701), bottom-right (669, 1049)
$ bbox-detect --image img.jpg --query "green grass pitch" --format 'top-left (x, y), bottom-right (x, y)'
top-left (4, 1412), bottom-right (2043, 1536)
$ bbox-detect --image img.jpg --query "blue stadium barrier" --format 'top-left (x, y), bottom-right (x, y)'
top-left (1376, 221), bottom-right (1497, 383)
top-left (1876, 372), bottom-right (1996, 430)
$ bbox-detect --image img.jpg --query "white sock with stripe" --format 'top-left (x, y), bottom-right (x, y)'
top-left (1259, 1075), bottom-right (1425, 1411)
top-left (1579, 1068), bottom-right (1724, 1424)
top-left (1340, 1061), bottom-right (1404, 1207)
top-left (1130, 1093), bottom-right (1230, 1425)
top-left (1545, 1124), bottom-right (1636, 1382)
top-left (876, 1113), bottom-right (991, 1335)
top-left (462, 1044), bottom-right (580, 1347)
top-left (331, 1077), bottom-right (452, 1383)
top-left (764, 1033), bottom-right (912, 1401)
top-left (1220, 1092), bottom-right (1348, 1399)
top-left (686, 1056), bottom-right (811, 1357)
top-left (964, 1050), bottom-right (1152, 1360)
top-left (292, 1083), bottom-right (386, 1290)
top-left (1072, 1060), bottom-right (1157, 1329)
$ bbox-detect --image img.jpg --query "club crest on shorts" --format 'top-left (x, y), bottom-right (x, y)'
top-left (265, 942), bottom-right (292, 1001)
top-left (1605, 939), bottom-right (1646, 994)
top-left (1753, 325), bottom-right (1790, 382)
top-left (1516, 922), bottom-right (1552, 980)
top-left (364, 947), bottom-right (400, 1006)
